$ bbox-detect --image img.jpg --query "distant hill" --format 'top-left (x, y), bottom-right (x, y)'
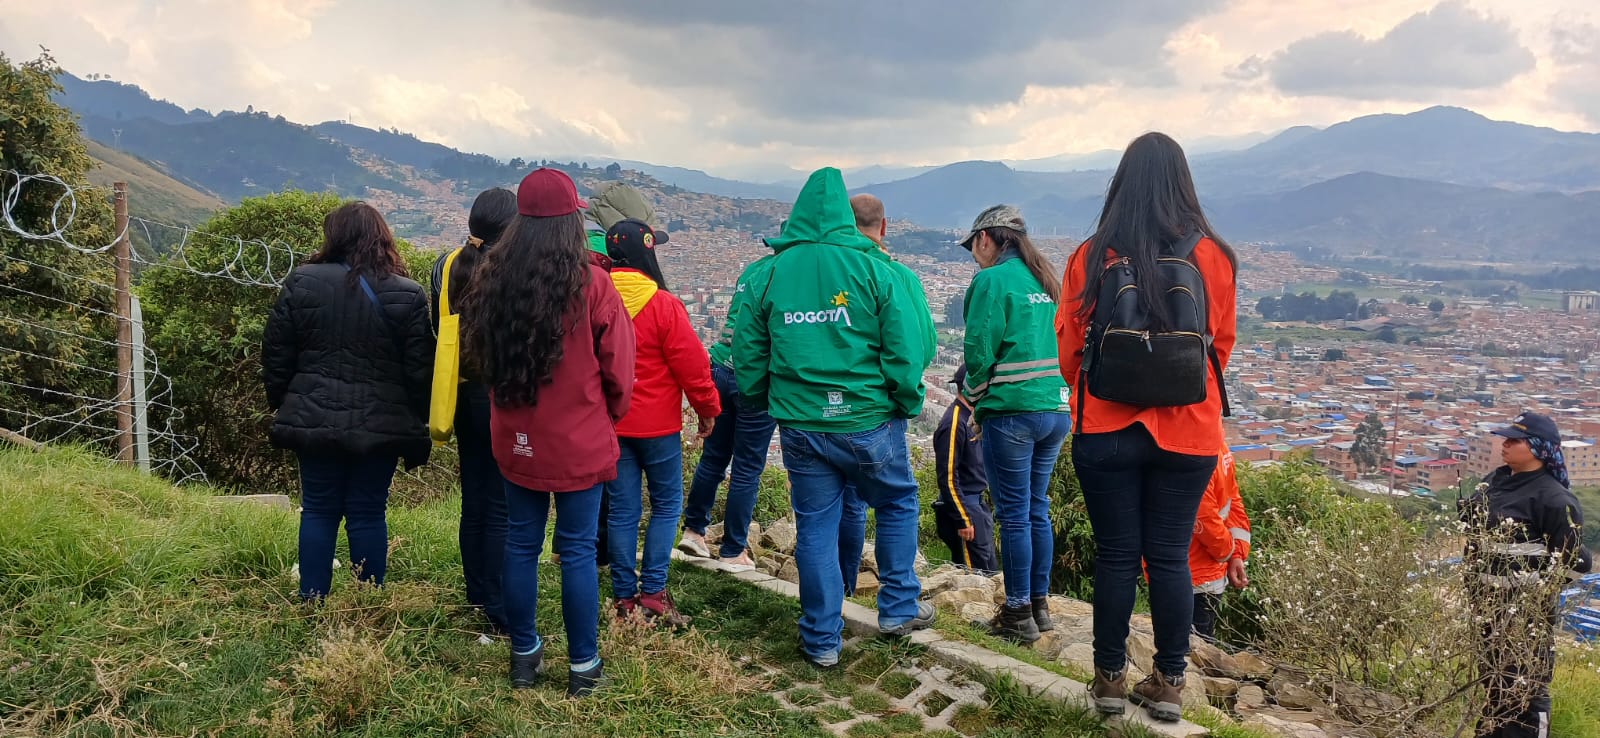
top-left (1211, 172), bottom-right (1600, 262)
top-left (84, 139), bottom-right (222, 224)
top-left (57, 74), bottom-right (212, 126)
top-left (858, 161), bottom-right (1106, 233)
top-left (73, 112), bottom-right (413, 201)
top-left (1195, 106), bottom-right (1600, 195)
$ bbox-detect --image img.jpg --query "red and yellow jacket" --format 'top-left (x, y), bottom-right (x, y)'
top-left (610, 268), bottom-right (720, 438)
top-left (1191, 449), bottom-right (1251, 593)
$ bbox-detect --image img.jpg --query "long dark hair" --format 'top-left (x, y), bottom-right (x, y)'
top-left (982, 226), bottom-right (1059, 302)
top-left (460, 211), bottom-right (590, 408)
top-left (449, 188), bottom-right (517, 306)
top-left (1074, 132), bottom-right (1237, 326)
top-left (307, 202), bottom-right (407, 283)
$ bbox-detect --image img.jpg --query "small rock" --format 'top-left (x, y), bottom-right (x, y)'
top-left (1201, 675), bottom-right (1240, 698)
top-left (1243, 709), bottom-right (1332, 738)
top-left (1275, 683), bottom-right (1331, 715)
top-left (958, 601), bottom-right (997, 624)
top-left (1181, 671), bottom-right (1209, 707)
top-left (914, 549), bottom-right (930, 573)
top-left (761, 520), bottom-right (798, 553)
top-left (747, 521), bottom-right (762, 543)
top-left (759, 553), bottom-right (789, 576)
top-left (860, 543), bottom-right (879, 574)
top-left (921, 567), bottom-right (961, 597)
top-left (1125, 631), bottom-right (1158, 674)
top-left (1058, 643), bottom-right (1096, 674)
top-left (1046, 596), bottom-right (1093, 618)
top-left (1236, 684), bottom-right (1268, 709)
top-left (950, 574), bottom-right (995, 595)
top-left (1231, 651), bottom-right (1275, 679)
top-left (855, 572), bottom-right (880, 595)
top-left (1032, 630), bottom-right (1068, 660)
top-left (705, 523), bottom-right (725, 545)
top-left (1128, 613), bottom-right (1154, 633)
top-left (932, 588), bottom-right (991, 611)
top-left (776, 557), bottom-right (800, 584)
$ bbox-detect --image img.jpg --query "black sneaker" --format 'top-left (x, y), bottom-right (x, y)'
top-left (568, 660), bottom-right (605, 697)
top-left (509, 643), bottom-right (544, 689)
top-left (989, 603), bottom-right (1042, 644)
top-left (1031, 597), bottom-right (1055, 633)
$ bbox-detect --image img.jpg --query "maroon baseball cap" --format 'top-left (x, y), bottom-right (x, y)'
top-left (516, 168), bottom-right (588, 217)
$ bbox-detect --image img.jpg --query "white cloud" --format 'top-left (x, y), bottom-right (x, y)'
top-left (0, 0), bottom-right (1593, 173)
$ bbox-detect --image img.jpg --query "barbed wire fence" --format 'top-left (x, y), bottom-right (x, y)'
top-left (0, 169), bottom-right (310, 484)
top-left (1, 169), bottom-right (449, 494)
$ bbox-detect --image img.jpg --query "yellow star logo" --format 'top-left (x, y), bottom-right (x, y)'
top-left (832, 291), bottom-right (850, 307)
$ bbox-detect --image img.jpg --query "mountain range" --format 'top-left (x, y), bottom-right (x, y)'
top-left (54, 72), bottom-right (1600, 263)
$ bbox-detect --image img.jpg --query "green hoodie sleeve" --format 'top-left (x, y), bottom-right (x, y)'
top-left (961, 273), bottom-right (998, 403)
top-left (876, 265), bottom-right (926, 418)
top-left (732, 264), bottom-right (775, 409)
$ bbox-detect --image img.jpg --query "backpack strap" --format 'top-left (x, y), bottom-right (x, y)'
top-left (342, 263), bottom-right (407, 361)
top-left (1166, 230), bottom-right (1204, 259)
top-left (1209, 343), bottom-right (1231, 418)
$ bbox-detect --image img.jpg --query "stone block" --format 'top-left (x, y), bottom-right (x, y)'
top-left (219, 494), bottom-right (292, 511)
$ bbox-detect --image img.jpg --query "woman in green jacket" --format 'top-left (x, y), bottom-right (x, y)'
top-left (958, 204), bottom-right (1071, 644)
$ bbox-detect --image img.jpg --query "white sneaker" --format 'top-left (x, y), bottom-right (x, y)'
top-left (719, 553), bottom-right (756, 573)
top-left (677, 531), bottom-right (711, 558)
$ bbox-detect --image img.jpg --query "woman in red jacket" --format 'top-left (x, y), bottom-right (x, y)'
top-left (603, 219), bottom-right (720, 626)
top-left (460, 168), bottom-right (636, 696)
top-left (1056, 133), bottom-right (1237, 722)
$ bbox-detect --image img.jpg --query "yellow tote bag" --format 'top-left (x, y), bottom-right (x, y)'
top-left (429, 247), bottom-right (464, 444)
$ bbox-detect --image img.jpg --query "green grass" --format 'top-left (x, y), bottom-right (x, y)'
top-left (1553, 645), bottom-right (1600, 738)
top-left (0, 447), bottom-right (828, 738)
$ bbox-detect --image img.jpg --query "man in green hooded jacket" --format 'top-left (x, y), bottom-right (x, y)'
top-left (734, 167), bottom-right (933, 667)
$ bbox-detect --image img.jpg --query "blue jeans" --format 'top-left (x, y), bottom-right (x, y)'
top-left (456, 383), bottom-right (507, 628)
top-left (839, 485), bottom-right (868, 594)
top-left (607, 434), bottom-right (683, 599)
top-left (503, 481), bottom-right (603, 663)
top-left (296, 451), bottom-right (397, 600)
top-left (981, 412), bottom-right (1071, 607)
top-left (684, 364), bottom-right (777, 558)
top-left (1073, 423), bottom-right (1215, 677)
top-left (780, 419), bottom-right (922, 660)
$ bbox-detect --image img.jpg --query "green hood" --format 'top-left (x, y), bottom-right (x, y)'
top-left (587, 182), bottom-right (660, 230)
top-left (769, 168), bottom-right (883, 259)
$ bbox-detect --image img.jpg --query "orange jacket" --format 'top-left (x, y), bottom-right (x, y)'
top-left (1055, 237), bottom-right (1237, 456)
top-left (1190, 449), bottom-right (1251, 593)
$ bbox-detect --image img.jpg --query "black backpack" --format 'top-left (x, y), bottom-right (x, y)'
top-left (1077, 231), bottom-right (1230, 417)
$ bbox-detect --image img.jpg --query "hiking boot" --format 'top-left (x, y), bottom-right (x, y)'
top-left (613, 595), bottom-right (640, 621)
top-left (719, 552), bottom-right (756, 572)
top-left (509, 642), bottom-right (544, 689)
top-left (567, 660), bottom-right (604, 697)
top-left (1031, 597), bottom-right (1054, 633)
top-left (1088, 666), bottom-right (1127, 715)
top-left (1130, 670), bottom-right (1185, 722)
top-left (880, 601), bottom-right (936, 637)
top-left (677, 530), bottom-right (711, 558)
top-left (639, 589), bottom-right (692, 628)
top-left (988, 603), bottom-right (1042, 643)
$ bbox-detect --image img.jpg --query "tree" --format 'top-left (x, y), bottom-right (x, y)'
top-left (1351, 414), bottom-right (1387, 473)
top-left (1428, 298), bottom-right (1445, 316)
top-left (0, 52), bottom-right (118, 444)
top-left (603, 162), bottom-right (623, 179)
top-left (1375, 325), bottom-right (1398, 343)
top-left (1401, 295), bottom-right (1421, 306)
top-left (139, 191), bottom-right (433, 488)
top-left (1323, 348), bottom-right (1347, 361)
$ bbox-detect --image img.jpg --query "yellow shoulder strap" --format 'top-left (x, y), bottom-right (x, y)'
top-left (439, 247), bottom-right (463, 316)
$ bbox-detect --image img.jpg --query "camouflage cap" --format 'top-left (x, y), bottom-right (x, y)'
top-left (959, 204), bottom-right (1026, 249)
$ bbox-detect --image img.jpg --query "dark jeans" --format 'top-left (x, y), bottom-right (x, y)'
top-left (1192, 592), bottom-right (1220, 641)
top-left (456, 383), bottom-right (507, 628)
top-left (607, 434), bottom-right (683, 599)
top-left (296, 451), bottom-right (398, 600)
top-left (503, 481), bottom-right (602, 662)
top-left (935, 495), bottom-right (999, 574)
top-left (684, 364), bottom-right (777, 558)
top-left (780, 419), bottom-right (922, 661)
top-left (982, 412), bottom-right (1071, 605)
top-left (1073, 423), bottom-right (1216, 677)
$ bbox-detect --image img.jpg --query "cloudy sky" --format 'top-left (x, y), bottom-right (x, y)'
top-left (2, 0), bottom-right (1596, 177)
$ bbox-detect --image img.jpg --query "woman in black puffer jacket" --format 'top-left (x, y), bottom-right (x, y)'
top-left (263, 202), bottom-right (435, 601)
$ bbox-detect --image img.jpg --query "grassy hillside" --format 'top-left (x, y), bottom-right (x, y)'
top-left (85, 139), bottom-right (223, 229)
top-left (0, 447), bottom-right (1111, 738)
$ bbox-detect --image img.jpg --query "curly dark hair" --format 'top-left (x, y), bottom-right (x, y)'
top-left (306, 201), bottom-right (408, 284)
top-left (460, 211), bottom-right (590, 408)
